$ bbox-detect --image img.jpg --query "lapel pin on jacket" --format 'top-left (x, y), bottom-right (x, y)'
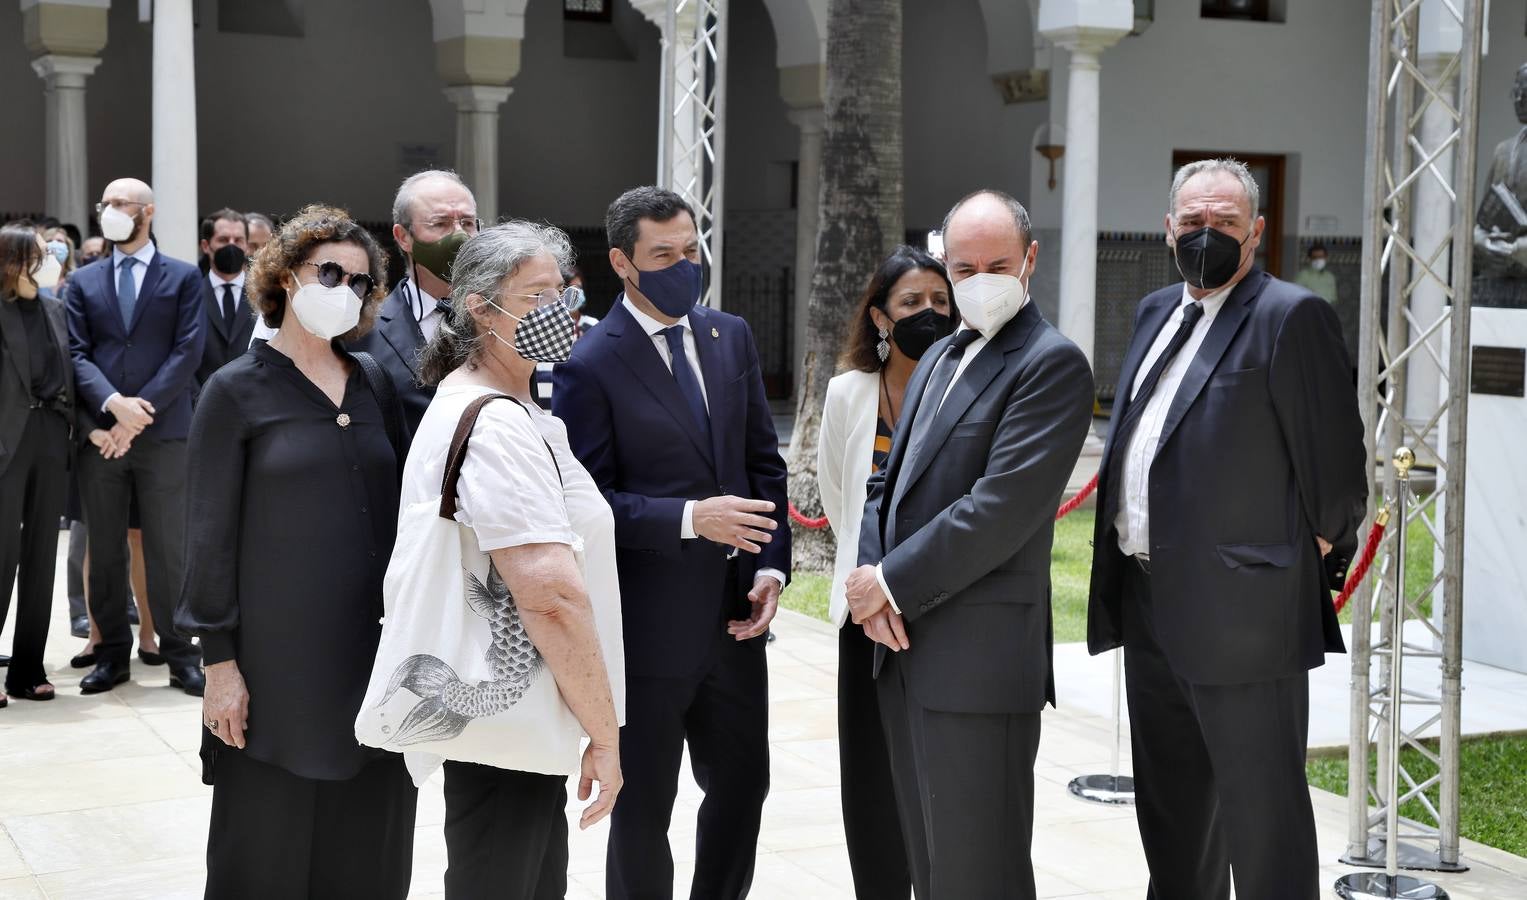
top-left (711, 327), bottom-right (719, 339)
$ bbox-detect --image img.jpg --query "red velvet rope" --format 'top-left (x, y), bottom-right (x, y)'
top-left (1055, 474), bottom-right (1099, 521)
top-left (1332, 510), bottom-right (1391, 614)
top-left (788, 503), bottom-right (831, 530)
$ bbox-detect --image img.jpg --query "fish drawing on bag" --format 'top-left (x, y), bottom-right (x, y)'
top-left (377, 565), bottom-right (545, 744)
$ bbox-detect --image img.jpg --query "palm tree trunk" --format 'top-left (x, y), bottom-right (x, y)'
top-left (785, 0), bottom-right (904, 575)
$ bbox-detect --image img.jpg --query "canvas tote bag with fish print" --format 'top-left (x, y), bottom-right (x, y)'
top-left (356, 393), bottom-right (583, 786)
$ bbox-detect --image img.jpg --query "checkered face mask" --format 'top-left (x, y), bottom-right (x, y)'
top-left (485, 297), bottom-right (576, 364)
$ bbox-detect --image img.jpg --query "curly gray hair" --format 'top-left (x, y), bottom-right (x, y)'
top-left (417, 221), bottom-right (574, 386)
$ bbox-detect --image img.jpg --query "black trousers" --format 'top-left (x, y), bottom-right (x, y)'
top-left (607, 630), bottom-right (770, 899)
top-left (77, 436), bottom-right (198, 667)
top-left (838, 622), bottom-right (911, 899)
top-left (1122, 561), bottom-right (1319, 900)
top-left (443, 761), bottom-right (568, 900)
top-left (877, 651), bottom-right (1040, 900)
top-left (205, 751), bottom-right (417, 900)
top-left (0, 410), bottom-right (69, 693)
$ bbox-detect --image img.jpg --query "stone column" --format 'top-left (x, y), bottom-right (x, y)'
top-left (1039, 1), bottom-right (1131, 366)
top-left (1404, 50), bottom-right (1456, 423)
top-left (22, 0), bottom-right (109, 230)
top-left (443, 85), bottom-right (513, 224)
top-left (31, 55), bottom-right (101, 231)
top-left (152, 0), bottom-right (198, 261)
top-left (633, 0), bottom-right (703, 191)
top-left (782, 61), bottom-right (825, 401)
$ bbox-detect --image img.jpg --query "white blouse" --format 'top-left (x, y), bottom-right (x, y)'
top-left (400, 383), bottom-right (626, 726)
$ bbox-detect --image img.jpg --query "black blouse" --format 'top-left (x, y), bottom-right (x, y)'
top-left (16, 296), bottom-right (64, 403)
top-left (175, 342), bottom-right (399, 782)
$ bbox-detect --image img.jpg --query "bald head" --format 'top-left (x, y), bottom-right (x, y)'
top-left (104, 178), bottom-right (153, 204)
top-left (941, 190), bottom-right (1037, 284)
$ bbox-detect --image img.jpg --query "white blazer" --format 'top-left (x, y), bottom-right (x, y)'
top-left (817, 368), bottom-right (882, 627)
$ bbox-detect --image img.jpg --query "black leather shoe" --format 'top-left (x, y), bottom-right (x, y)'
top-left (80, 660), bottom-right (130, 694)
top-left (70, 615), bottom-right (89, 639)
top-left (138, 648), bottom-right (165, 666)
top-left (170, 665), bottom-right (205, 697)
top-left (0, 655), bottom-right (8, 667)
top-left (70, 650), bottom-right (97, 669)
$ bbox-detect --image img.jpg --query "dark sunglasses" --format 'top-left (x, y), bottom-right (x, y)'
top-left (300, 260), bottom-right (374, 298)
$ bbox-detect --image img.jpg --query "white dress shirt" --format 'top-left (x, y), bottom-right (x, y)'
top-left (103, 243), bottom-right (159, 411)
top-left (404, 277), bottom-right (445, 343)
top-left (1114, 283), bottom-right (1233, 558)
top-left (621, 297), bottom-right (784, 589)
top-left (207, 269), bottom-right (246, 313)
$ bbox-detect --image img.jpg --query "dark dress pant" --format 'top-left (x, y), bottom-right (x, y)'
top-left (877, 650), bottom-right (1041, 900)
top-left (204, 750), bottom-right (417, 900)
top-left (607, 624), bottom-right (770, 899)
top-left (0, 410), bottom-right (69, 693)
top-left (442, 761), bottom-right (568, 900)
top-left (838, 622), bottom-right (912, 899)
top-left (1122, 561), bottom-right (1319, 900)
top-left (77, 436), bottom-right (199, 667)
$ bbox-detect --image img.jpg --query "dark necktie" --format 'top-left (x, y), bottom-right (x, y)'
top-left (661, 325), bottom-right (712, 444)
top-left (1103, 300), bottom-right (1205, 527)
top-left (906, 329), bottom-right (982, 468)
top-left (221, 284), bottom-right (238, 331)
top-left (117, 257), bottom-right (138, 325)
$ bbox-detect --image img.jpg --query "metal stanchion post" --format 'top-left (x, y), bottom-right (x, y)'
top-left (1067, 648), bottom-right (1135, 805)
top-left (1336, 448), bottom-right (1448, 900)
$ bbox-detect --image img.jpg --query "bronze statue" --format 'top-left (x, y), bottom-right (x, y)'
top-left (1474, 63), bottom-right (1527, 305)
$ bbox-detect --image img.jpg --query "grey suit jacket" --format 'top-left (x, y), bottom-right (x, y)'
top-left (347, 281), bottom-right (434, 440)
top-left (858, 301), bottom-right (1095, 715)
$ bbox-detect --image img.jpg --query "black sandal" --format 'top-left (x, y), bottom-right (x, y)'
top-left (9, 683), bottom-right (54, 702)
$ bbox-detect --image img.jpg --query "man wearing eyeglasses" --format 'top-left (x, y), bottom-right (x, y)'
top-left (64, 177), bottom-right (207, 697)
top-left (349, 169), bottom-right (479, 442)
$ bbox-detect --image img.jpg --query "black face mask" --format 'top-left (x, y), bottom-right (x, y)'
top-left (889, 307), bottom-right (954, 361)
top-left (212, 244), bottom-right (247, 276)
top-left (1172, 226), bottom-right (1248, 290)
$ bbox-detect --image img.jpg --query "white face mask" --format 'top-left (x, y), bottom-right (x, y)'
top-left (287, 269), bottom-right (361, 340)
top-left (100, 205), bottom-right (138, 243)
top-left (33, 255), bottom-right (63, 290)
top-left (1310, 257), bottom-right (1327, 271)
top-left (953, 257), bottom-right (1030, 339)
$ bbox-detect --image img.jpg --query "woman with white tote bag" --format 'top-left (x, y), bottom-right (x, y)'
top-left (357, 221), bottom-right (624, 900)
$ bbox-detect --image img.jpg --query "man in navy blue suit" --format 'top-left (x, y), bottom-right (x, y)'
top-left (66, 177), bottom-right (206, 696)
top-left (554, 187), bottom-right (790, 899)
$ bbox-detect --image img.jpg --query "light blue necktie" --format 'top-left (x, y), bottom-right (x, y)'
top-left (117, 257), bottom-right (138, 326)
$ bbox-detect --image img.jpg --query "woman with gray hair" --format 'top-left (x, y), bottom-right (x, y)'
top-left (407, 220), bottom-right (624, 899)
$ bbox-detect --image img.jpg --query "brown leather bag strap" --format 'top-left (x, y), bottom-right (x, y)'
top-left (438, 393), bottom-right (514, 520)
top-left (438, 393), bottom-right (563, 521)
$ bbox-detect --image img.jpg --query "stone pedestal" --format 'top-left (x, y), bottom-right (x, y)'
top-left (151, 0), bottom-right (198, 261)
top-left (1438, 307), bottom-right (1527, 673)
top-left (30, 54), bottom-right (100, 232)
top-left (1039, 1), bottom-right (1131, 367)
top-left (444, 85), bottom-right (512, 224)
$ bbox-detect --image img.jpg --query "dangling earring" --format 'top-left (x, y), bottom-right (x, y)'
top-left (876, 325), bottom-right (891, 364)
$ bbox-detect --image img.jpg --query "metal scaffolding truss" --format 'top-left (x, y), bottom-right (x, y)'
top-left (1345, 0), bottom-right (1484, 872)
top-left (655, 0), bottom-right (729, 308)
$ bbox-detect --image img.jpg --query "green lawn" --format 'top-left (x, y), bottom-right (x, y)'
top-left (1306, 734), bottom-right (1527, 858)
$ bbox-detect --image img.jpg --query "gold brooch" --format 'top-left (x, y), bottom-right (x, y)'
top-left (336, 413), bottom-right (351, 428)
top-left (711, 327), bottom-right (720, 338)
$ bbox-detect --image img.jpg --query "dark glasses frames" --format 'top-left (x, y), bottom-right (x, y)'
top-left (301, 260), bottom-right (375, 299)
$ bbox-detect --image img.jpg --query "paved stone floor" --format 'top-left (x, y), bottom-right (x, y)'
top-left (4, 559), bottom-right (1527, 898)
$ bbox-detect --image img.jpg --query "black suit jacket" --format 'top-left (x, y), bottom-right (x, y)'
top-left (1086, 270), bottom-right (1368, 685)
top-left (554, 300), bottom-right (791, 678)
top-left (858, 302), bottom-right (1095, 715)
top-left (195, 278), bottom-right (257, 387)
top-left (65, 250), bottom-right (205, 440)
top-left (348, 282), bottom-right (433, 440)
top-left (0, 292), bottom-right (76, 476)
